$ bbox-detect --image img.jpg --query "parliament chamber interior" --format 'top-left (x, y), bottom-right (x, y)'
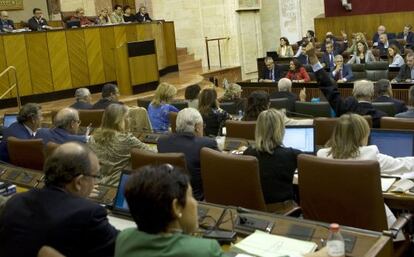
top-left (1, 0), bottom-right (414, 257)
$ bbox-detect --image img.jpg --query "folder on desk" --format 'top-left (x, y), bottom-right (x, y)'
top-left (230, 230), bottom-right (317, 257)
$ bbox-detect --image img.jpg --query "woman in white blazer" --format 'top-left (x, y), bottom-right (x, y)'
top-left (347, 41), bottom-right (376, 64)
top-left (388, 44), bottom-right (405, 67)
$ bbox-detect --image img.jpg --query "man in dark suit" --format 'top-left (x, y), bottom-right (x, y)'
top-left (70, 88), bottom-right (93, 110)
top-left (36, 108), bottom-right (87, 144)
top-left (0, 11), bottom-right (14, 32)
top-left (157, 108), bottom-right (219, 200)
top-left (397, 25), bottom-right (414, 46)
top-left (259, 56), bottom-right (282, 82)
top-left (374, 79), bottom-right (408, 114)
top-left (0, 142), bottom-right (118, 257)
top-left (0, 103), bottom-right (42, 162)
top-left (330, 55), bottom-right (353, 82)
top-left (136, 6), bottom-right (152, 23)
top-left (321, 42), bottom-right (336, 70)
top-left (392, 53), bottom-right (414, 82)
top-left (270, 78), bottom-right (306, 112)
top-left (377, 33), bottom-right (401, 57)
top-left (28, 8), bottom-right (52, 31)
top-left (92, 83), bottom-right (122, 109)
top-left (305, 43), bottom-right (387, 128)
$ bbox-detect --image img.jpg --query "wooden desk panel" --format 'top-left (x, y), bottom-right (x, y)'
top-left (99, 26), bottom-right (117, 82)
top-left (47, 31), bottom-right (72, 91)
top-left (164, 22), bottom-right (178, 68)
top-left (66, 29), bottom-right (90, 88)
top-left (0, 37), bottom-right (10, 98)
top-left (84, 28), bottom-right (106, 86)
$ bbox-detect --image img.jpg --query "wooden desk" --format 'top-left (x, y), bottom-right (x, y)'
top-left (383, 191), bottom-right (414, 212)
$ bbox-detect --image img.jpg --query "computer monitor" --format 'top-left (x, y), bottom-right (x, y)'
top-left (283, 126), bottom-right (315, 153)
top-left (112, 171), bottom-right (131, 216)
top-left (369, 129), bottom-right (414, 157)
top-left (2, 114), bottom-right (17, 128)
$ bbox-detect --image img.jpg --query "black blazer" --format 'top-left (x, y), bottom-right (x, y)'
top-left (243, 146), bottom-right (301, 203)
top-left (0, 19), bottom-right (14, 31)
top-left (70, 101), bottom-right (93, 110)
top-left (157, 133), bottom-right (218, 201)
top-left (92, 98), bottom-right (123, 109)
top-left (374, 95), bottom-right (408, 114)
top-left (397, 31), bottom-right (414, 45)
top-left (262, 66), bottom-right (282, 81)
top-left (27, 17), bottom-right (48, 31)
top-left (0, 186), bottom-right (118, 257)
top-left (315, 68), bottom-right (387, 128)
top-left (378, 39), bottom-right (401, 57)
top-left (269, 91), bottom-right (298, 111)
top-left (321, 52), bottom-right (336, 70)
top-left (394, 64), bottom-right (414, 82)
top-left (123, 15), bottom-right (137, 23)
top-left (136, 13), bottom-right (152, 22)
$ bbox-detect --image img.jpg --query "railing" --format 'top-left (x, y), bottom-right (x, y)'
top-left (0, 66), bottom-right (21, 110)
top-left (205, 36), bottom-right (230, 70)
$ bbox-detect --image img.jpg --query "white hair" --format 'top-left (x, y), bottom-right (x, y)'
top-left (353, 80), bottom-right (374, 99)
top-left (277, 78), bottom-right (292, 92)
top-left (176, 108), bottom-right (203, 133)
top-left (75, 88), bottom-right (91, 101)
top-left (334, 55), bottom-right (343, 62)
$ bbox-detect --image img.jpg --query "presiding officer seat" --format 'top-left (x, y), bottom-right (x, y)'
top-left (130, 148), bottom-right (187, 171)
top-left (7, 137), bottom-right (44, 171)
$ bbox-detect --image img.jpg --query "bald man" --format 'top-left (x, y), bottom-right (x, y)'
top-left (0, 11), bottom-right (14, 32)
top-left (35, 108), bottom-right (88, 144)
top-left (0, 142), bottom-right (118, 257)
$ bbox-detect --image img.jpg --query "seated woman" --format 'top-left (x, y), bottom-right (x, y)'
top-left (243, 90), bottom-right (269, 121)
top-left (148, 83), bottom-right (179, 132)
top-left (123, 5), bottom-right (137, 22)
top-left (345, 32), bottom-right (369, 54)
top-left (184, 84), bottom-right (201, 109)
top-left (198, 88), bottom-right (230, 136)
top-left (243, 109), bottom-right (301, 213)
top-left (97, 8), bottom-right (112, 25)
top-left (115, 164), bottom-right (226, 257)
top-left (347, 41), bottom-right (376, 64)
top-left (218, 83), bottom-right (247, 114)
top-left (88, 104), bottom-right (153, 186)
top-left (388, 44), bottom-right (405, 67)
top-left (277, 37), bottom-right (294, 57)
top-left (285, 59), bottom-right (311, 83)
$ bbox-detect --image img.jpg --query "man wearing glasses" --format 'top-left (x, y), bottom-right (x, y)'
top-left (259, 56), bottom-right (282, 83)
top-left (36, 108), bottom-right (89, 144)
top-left (28, 8), bottom-right (53, 31)
top-left (0, 142), bottom-right (118, 257)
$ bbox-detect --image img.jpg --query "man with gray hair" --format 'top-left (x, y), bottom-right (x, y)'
top-left (270, 78), bottom-right (306, 111)
top-left (36, 108), bottom-right (87, 144)
top-left (0, 11), bottom-right (14, 32)
top-left (395, 86), bottom-right (414, 118)
top-left (70, 88), bottom-right (92, 110)
top-left (259, 57), bottom-right (282, 82)
top-left (374, 79), bottom-right (407, 114)
top-left (157, 108), bottom-right (218, 200)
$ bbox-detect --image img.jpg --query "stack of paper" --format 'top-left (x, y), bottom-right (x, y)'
top-left (381, 178), bottom-right (397, 192)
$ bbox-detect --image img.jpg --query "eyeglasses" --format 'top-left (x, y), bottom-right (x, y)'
top-left (83, 173), bottom-right (102, 180)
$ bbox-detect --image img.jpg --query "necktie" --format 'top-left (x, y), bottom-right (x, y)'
top-left (339, 69), bottom-right (343, 79)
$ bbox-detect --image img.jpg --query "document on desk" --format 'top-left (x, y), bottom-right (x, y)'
top-left (381, 178), bottom-right (397, 192)
top-left (230, 230), bottom-right (317, 257)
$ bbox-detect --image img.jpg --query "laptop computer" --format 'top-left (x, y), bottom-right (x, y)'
top-left (2, 114), bottom-right (18, 128)
top-left (112, 170), bottom-right (132, 218)
top-left (283, 126), bottom-right (315, 153)
top-left (369, 129), bottom-right (414, 157)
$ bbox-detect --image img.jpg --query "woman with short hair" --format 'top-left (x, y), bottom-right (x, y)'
top-left (148, 83), bottom-right (179, 132)
top-left (198, 88), bottom-right (230, 136)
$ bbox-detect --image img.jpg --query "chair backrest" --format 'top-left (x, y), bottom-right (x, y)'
top-left (225, 120), bottom-right (256, 140)
top-left (269, 98), bottom-right (293, 112)
top-left (200, 147), bottom-right (267, 211)
top-left (7, 137), bottom-right (44, 171)
top-left (78, 109), bottom-right (104, 128)
top-left (171, 101), bottom-right (188, 110)
top-left (168, 112), bottom-right (178, 133)
top-left (294, 101), bottom-right (332, 117)
top-left (137, 98), bottom-right (152, 109)
top-left (380, 117), bottom-right (414, 130)
top-left (372, 102), bottom-right (396, 116)
top-left (128, 106), bottom-right (152, 133)
top-left (130, 148), bottom-right (187, 171)
top-left (351, 64), bottom-right (366, 80)
top-left (38, 246), bottom-right (65, 257)
top-left (298, 154), bottom-right (388, 232)
top-left (45, 142), bottom-right (60, 158)
top-left (365, 62), bottom-right (389, 81)
top-left (220, 102), bottom-right (238, 115)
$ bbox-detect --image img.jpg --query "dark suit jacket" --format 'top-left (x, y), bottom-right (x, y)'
top-left (136, 13), bottom-right (152, 22)
top-left (373, 33), bottom-right (396, 44)
top-left (316, 68), bottom-right (387, 128)
top-left (374, 95), bottom-right (408, 114)
top-left (70, 101), bottom-right (93, 110)
top-left (0, 186), bottom-right (118, 257)
top-left (330, 64), bottom-right (353, 81)
top-left (27, 17), bottom-right (49, 31)
top-left (0, 19), bottom-right (14, 31)
top-left (157, 133), bottom-right (218, 200)
top-left (378, 39), bottom-right (401, 57)
top-left (262, 66), bottom-right (282, 81)
top-left (0, 122), bottom-right (33, 162)
top-left (269, 91), bottom-right (298, 112)
top-left (397, 31), bottom-right (414, 45)
top-left (92, 98), bottom-right (122, 110)
top-left (321, 52), bottom-right (336, 70)
top-left (35, 127), bottom-right (87, 145)
top-left (394, 64), bottom-right (414, 82)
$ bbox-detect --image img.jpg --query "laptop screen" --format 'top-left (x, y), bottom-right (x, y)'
top-left (283, 126), bottom-right (315, 153)
top-left (113, 172), bottom-right (131, 213)
top-left (3, 114), bottom-right (17, 128)
top-left (369, 129), bottom-right (414, 157)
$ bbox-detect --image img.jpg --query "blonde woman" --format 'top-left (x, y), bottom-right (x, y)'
top-left (97, 8), bottom-right (112, 25)
top-left (148, 83), bottom-right (179, 132)
top-left (88, 104), bottom-right (153, 186)
top-left (243, 109), bottom-right (301, 213)
top-left (345, 32), bottom-right (368, 54)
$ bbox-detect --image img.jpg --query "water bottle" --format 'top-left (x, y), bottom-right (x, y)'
top-left (238, 110), bottom-right (243, 121)
top-left (327, 223), bottom-right (345, 257)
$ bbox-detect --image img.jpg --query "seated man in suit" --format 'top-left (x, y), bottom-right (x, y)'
top-left (0, 142), bottom-right (118, 257)
top-left (0, 11), bottom-right (14, 32)
top-left (157, 108), bottom-right (219, 200)
top-left (92, 83), bottom-right (122, 109)
top-left (374, 79), bottom-right (407, 114)
top-left (36, 108), bottom-right (88, 144)
top-left (28, 8), bottom-right (52, 31)
top-left (395, 86), bottom-right (414, 118)
top-left (392, 52), bottom-right (414, 82)
top-left (377, 33), bottom-right (401, 58)
top-left (70, 88), bottom-right (93, 110)
top-left (0, 103), bottom-right (42, 162)
top-left (397, 24), bottom-right (414, 46)
top-left (259, 56), bottom-right (282, 82)
top-left (305, 43), bottom-right (387, 128)
top-left (372, 25), bottom-right (386, 47)
top-left (136, 6), bottom-right (152, 23)
top-left (321, 42), bottom-right (336, 70)
top-left (270, 78), bottom-right (306, 112)
top-left (330, 55), bottom-right (353, 83)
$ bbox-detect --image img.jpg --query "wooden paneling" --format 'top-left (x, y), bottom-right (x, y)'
top-left (151, 23), bottom-right (167, 70)
top-left (66, 30), bottom-right (90, 88)
top-left (136, 23), bottom-right (153, 41)
top-left (164, 22), bottom-right (178, 67)
top-left (100, 26), bottom-right (117, 82)
top-left (113, 26), bottom-right (127, 48)
top-left (114, 45), bottom-right (132, 95)
top-left (25, 33), bottom-right (53, 94)
top-left (125, 25), bottom-right (138, 42)
top-left (3, 35), bottom-right (31, 96)
top-left (0, 37), bottom-right (10, 98)
top-left (47, 31), bottom-right (72, 91)
top-left (129, 55), bottom-right (159, 86)
top-left (84, 28), bottom-right (106, 86)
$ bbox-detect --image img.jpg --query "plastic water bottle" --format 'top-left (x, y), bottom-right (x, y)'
top-left (238, 110), bottom-right (243, 121)
top-left (327, 223), bottom-right (345, 257)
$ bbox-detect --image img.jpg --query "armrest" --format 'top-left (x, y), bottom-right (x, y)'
top-left (389, 213), bottom-right (412, 239)
top-left (283, 206), bottom-right (302, 217)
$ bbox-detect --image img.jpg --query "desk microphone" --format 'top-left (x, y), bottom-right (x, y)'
top-left (285, 110), bottom-right (314, 118)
